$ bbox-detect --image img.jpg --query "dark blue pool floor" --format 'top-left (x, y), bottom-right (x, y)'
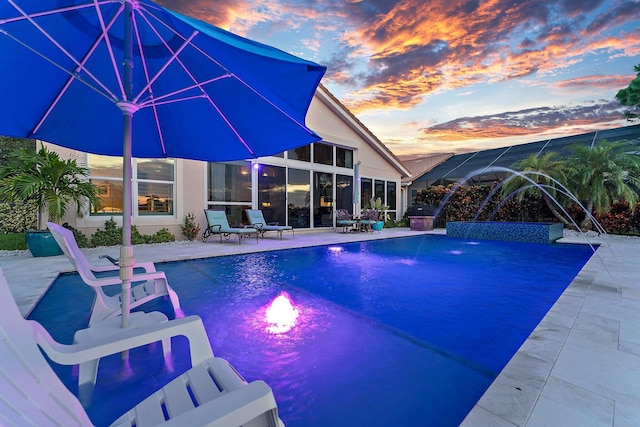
top-left (29, 235), bottom-right (595, 426)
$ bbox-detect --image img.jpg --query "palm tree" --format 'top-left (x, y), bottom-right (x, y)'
top-left (0, 145), bottom-right (101, 229)
top-left (565, 140), bottom-right (640, 231)
top-left (500, 152), bottom-right (573, 226)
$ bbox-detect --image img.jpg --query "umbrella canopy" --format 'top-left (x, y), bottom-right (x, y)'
top-left (0, 0), bottom-right (326, 327)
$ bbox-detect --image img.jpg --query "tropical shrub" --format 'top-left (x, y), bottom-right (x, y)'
top-left (180, 212), bottom-right (201, 240)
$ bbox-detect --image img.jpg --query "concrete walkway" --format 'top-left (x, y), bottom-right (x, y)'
top-left (1, 228), bottom-right (638, 426)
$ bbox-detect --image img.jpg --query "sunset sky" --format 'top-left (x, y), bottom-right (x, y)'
top-left (160, 0), bottom-right (640, 159)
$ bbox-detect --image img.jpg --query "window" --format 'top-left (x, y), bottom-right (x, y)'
top-left (336, 147), bottom-right (353, 168)
top-left (336, 174), bottom-right (353, 213)
top-left (207, 161), bottom-right (252, 224)
top-left (89, 155), bottom-right (174, 216)
top-left (288, 168), bottom-right (310, 228)
top-left (313, 143), bottom-right (333, 165)
top-left (137, 159), bottom-right (174, 215)
top-left (208, 161), bottom-right (251, 202)
top-left (374, 179), bottom-right (385, 201)
top-left (360, 178), bottom-right (372, 208)
top-left (258, 165), bottom-right (287, 225)
top-left (287, 145), bottom-right (311, 162)
top-left (313, 172), bottom-right (333, 227)
top-left (386, 181), bottom-right (397, 220)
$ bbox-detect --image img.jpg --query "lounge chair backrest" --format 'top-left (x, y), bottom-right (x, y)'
top-left (205, 209), bottom-right (231, 230)
top-left (246, 209), bottom-right (265, 226)
top-left (47, 222), bottom-right (98, 282)
top-left (0, 267), bottom-right (94, 426)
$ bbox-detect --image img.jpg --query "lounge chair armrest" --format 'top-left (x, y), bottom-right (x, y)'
top-left (98, 254), bottom-right (119, 266)
top-left (267, 222), bottom-right (279, 226)
top-left (161, 380), bottom-right (281, 427)
top-left (92, 259), bottom-right (157, 273)
top-left (30, 315), bottom-right (214, 367)
top-left (212, 224), bottom-right (222, 231)
top-left (253, 222), bottom-right (265, 228)
top-left (86, 270), bottom-right (167, 287)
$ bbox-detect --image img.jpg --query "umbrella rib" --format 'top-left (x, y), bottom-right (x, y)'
top-left (93, 0), bottom-right (127, 100)
top-left (139, 8), bottom-right (312, 137)
top-left (131, 30), bottom-right (198, 104)
top-left (5, 0), bottom-right (118, 100)
top-left (131, 9), bottom-right (166, 155)
top-left (33, 4), bottom-right (125, 135)
top-left (137, 75), bottom-right (229, 108)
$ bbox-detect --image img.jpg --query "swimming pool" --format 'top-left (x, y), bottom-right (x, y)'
top-left (29, 235), bottom-right (595, 426)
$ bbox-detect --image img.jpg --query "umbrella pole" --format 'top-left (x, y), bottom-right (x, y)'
top-left (119, 0), bottom-right (135, 335)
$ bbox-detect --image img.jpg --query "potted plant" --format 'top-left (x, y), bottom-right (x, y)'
top-left (0, 145), bottom-right (101, 256)
top-left (368, 197), bottom-right (389, 231)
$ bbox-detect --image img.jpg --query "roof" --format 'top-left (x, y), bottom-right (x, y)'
top-left (315, 84), bottom-right (411, 178)
top-left (414, 124), bottom-right (640, 185)
top-left (402, 153), bottom-right (454, 184)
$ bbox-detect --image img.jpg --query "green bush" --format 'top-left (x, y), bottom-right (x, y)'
top-left (90, 218), bottom-right (121, 247)
top-left (91, 218), bottom-right (175, 247)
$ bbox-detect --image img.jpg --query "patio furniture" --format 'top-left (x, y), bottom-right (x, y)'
top-left (360, 209), bottom-right (380, 233)
top-left (202, 210), bottom-right (260, 244)
top-left (245, 209), bottom-right (295, 239)
top-left (335, 209), bottom-right (357, 233)
top-left (47, 222), bottom-right (181, 326)
top-left (0, 267), bottom-right (285, 427)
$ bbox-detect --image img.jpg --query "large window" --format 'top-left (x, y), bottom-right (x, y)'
top-left (258, 165), bottom-right (287, 226)
top-left (386, 181), bottom-right (397, 220)
top-left (374, 179), bottom-right (385, 201)
top-left (288, 168), bottom-right (310, 228)
top-left (207, 161), bottom-right (252, 223)
top-left (360, 178), bottom-right (372, 208)
top-left (336, 174), bottom-right (353, 213)
top-left (89, 155), bottom-right (174, 216)
top-left (313, 172), bottom-right (333, 227)
top-left (208, 161), bottom-right (251, 202)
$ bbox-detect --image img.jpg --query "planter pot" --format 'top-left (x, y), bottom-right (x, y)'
top-left (25, 230), bottom-right (64, 257)
top-left (372, 221), bottom-right (384, 231)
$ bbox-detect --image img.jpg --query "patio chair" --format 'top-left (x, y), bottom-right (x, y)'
top-left (202, 210), bottom-right (260, 244)
top-left (335, 209), bottom-right (357, 233)
top-left (360, 209), bottom-right (380, 233)
top-left (47, 222), bottom-right (181, 326)
top-left (245, 209), bottom-right (295, 239)
top-left (0, 268), bottom-right (285, 427)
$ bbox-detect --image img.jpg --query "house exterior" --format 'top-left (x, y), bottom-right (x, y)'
top-left (46, 84), bottom-right (410, 238)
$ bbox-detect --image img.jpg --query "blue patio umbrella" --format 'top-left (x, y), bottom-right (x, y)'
top-left (0, 0), bottom-right (325, 327)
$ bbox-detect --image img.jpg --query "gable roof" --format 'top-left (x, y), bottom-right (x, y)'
top-left (315, 84), bottom-right (411, 178)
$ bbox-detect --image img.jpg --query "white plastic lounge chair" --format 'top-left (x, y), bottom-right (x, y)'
top-left (245, 209), bottom-right (295, 239)
top-left (202, 210), bottom-right (259, 244)
top-left (47, 222), bottom-right (181, 325)
top-left (0, 268), bottom-right (285, 427)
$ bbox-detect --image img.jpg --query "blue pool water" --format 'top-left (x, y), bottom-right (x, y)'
top-left (29, 235), bottom-right (595, 426)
